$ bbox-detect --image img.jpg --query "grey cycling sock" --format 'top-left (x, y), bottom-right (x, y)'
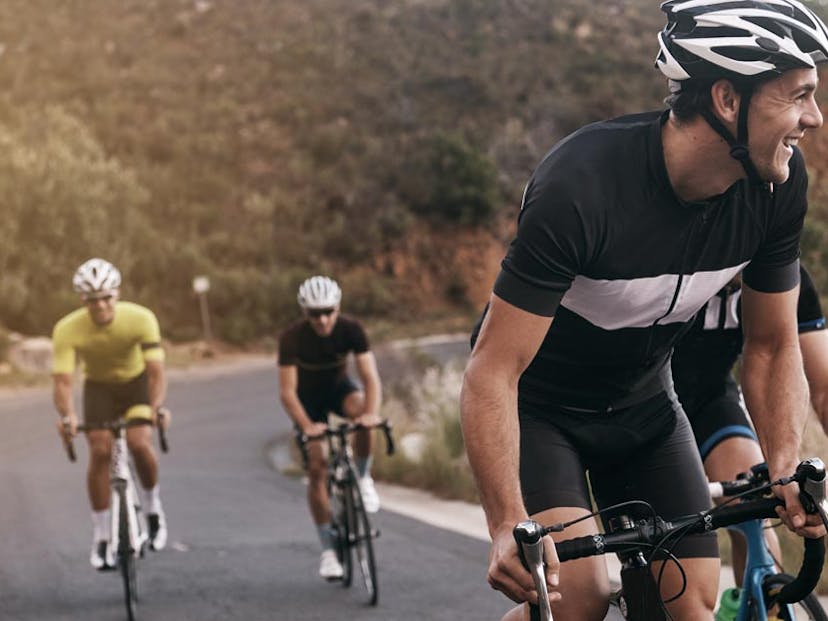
top-left (355, 456), bottom-right (373, 479)
top-left (316, 523), bottom-right (336, 551)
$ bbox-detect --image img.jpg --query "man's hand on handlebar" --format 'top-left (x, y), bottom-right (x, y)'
top-left (57, 413), bottom-right (78, 439)
top-left (155, 406), bottom-right (172, 430)
top-left (355, 412), bottom-right (382, 427)
top-left (302, 421), bottom-right (329, 437)
top-left (775, 477), bottom-right (828, 539)
top-left (488, 522), bottom-right (561, 607)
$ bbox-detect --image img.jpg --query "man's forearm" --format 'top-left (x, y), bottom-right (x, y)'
top-left (147, 365), bottom-right (167, 410)
top-left (742, 342), bottom-right (810, 476)
top-left (53, 379), bottom-right (74, 418)
top-left (460, 366), bottom-right (527, 537)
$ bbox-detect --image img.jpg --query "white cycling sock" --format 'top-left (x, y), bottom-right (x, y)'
top-left (141, 484), bottom-right (162, 515)
top-left (92, 510), bottom-right (111, 542)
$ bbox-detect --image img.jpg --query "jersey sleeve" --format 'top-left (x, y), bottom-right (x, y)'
top-left (494, 176), bottom-right (590, 317)
top-left (138, 309), bottom-right (165, 363)
top-left (348, 319), bottom-right (370, 354)
top-left (51, 321), bottom-right (76, 375)
top-left (798, 265), bottom-right (826, 333)
top-left (742, 149), bottom-right (808, 293)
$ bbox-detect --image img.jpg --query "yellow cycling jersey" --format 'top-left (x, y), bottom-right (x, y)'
top-left (52, 301), bottom-right (165, 383)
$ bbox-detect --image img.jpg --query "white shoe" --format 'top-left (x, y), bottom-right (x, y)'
top-left (90, 540), bottom-right (115, 570)
top-left (148, 510), bottom-right (167, 551)
top-left (319, 549), bottom-right (343, 581)
top-left (358, 476), bottom-right (380, 513)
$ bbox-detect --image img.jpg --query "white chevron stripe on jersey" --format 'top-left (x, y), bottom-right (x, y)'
top-left (560, 262), bottom-right (748, 330)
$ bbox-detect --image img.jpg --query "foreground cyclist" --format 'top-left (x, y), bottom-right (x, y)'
top-left (461, 2), bottom-right (828, 619)
top-left (52, 258), bottom-right (171, 569)
top-left (673, 265), bottom-right (828, 583)
top-left (277, 276), bottom-right (383, 581)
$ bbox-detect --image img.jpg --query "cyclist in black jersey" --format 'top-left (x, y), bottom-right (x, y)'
top-left (460, 3), bottom-right (828, 620)
top-left (277, 276), bottom-right (383, 581)
top-left (672, 264), bottom-right (828, 584)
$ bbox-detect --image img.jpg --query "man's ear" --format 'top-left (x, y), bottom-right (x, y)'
top-left (710, 79), bottom-right (741, 126)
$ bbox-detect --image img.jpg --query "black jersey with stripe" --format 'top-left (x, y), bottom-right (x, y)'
top-left (491, 110), bottom-right (808, 411)
top-left (672, 265), bottom-right (825, 412)
top-left (278, 315), bottom-right (369, 399)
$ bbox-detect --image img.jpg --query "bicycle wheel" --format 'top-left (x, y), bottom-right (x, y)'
top-left (348, 482), bottom-right (379, 606)
top-left (118, 487), bottom-right (139, 621)
top-left (757, 573), bottom-right (828, 621)
top-left (330, 480), bottom-right (353, 587)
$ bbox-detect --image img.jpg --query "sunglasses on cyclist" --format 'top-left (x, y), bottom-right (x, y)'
top-left (83, 294), bottom-right (115, 304)
top-left (307, 307), bottom-right (336, 318)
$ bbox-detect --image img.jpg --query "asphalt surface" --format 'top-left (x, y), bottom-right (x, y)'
top-left (0, 344), bottom-right (513, 621)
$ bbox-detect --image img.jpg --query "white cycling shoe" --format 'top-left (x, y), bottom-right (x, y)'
top-left (319, 549), bottom-right (344, 581)
top-left (358, 476), bottom-right (380, 513)
top-left (147, 510), bottom-right (167, 551)
top-left (90, 540), bottom-right (115, 571)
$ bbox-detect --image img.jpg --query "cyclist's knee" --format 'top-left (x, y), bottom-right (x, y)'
top-left (341, 391), bottom-right (365, 418)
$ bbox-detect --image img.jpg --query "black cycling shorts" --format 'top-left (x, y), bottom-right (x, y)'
top-left (685, 376), bottom-right (756, 461)
top-left (299, 377), bottom-right (361, 423)
top-left (83, 371), bottom-right (153, 429)
top-left (519, 390), bottom-right (718, 559)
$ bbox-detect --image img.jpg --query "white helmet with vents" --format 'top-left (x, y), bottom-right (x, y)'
top-left (297, 276), bottom-right (342, 309)
top-left (73, 258), bottom-right (122, 295)
top-left (656, 0), bottom-right (828, 82)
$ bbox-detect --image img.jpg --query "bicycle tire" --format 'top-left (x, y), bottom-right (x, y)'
top-left (756, 573), bottom-right (828, 621)
top-left (329, 476), bottom-right (353, 587)
top-left (118, 487), bottom-right (138, 621)
top-left (349, 481), bottom-right (379, 606)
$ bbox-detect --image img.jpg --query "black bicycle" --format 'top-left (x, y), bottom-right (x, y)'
top-left (63, 415), bottom-right (168, 621)
top-left (297, 419), bottom-right (394, 606)
top-left (515, 457), bottom-right (828, 621)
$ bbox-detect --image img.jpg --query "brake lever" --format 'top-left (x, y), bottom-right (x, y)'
top-left (514, 520), bottom-right (553, 621)
top-left (796, 458), bottom-right (828, 531)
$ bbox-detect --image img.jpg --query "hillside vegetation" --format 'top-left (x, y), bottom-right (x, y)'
top-left (3, 0), bottom-right (828, 340)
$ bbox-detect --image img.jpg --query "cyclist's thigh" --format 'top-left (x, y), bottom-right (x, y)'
top-left (688, 378), bottom-right (756, 463)
top-left (334, 378), bottom-right (363, 419)
top-left (518, 406), bottom-right (610, 620)
top-left (705, 436), bottom-right (763, 482)
top-left (591, 407), bottom-right (718, 558)
top-left (83, 379), bottom-right (121, 429)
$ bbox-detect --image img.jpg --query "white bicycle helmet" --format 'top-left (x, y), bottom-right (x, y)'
top-left (297, 276), bottom-right (342, 309)
top-left (656, 0), bottom-right (828, 82)
top-left (656, 0), bottom-right (828, 186)
top-left (73, 258), bottom-right (122, 295)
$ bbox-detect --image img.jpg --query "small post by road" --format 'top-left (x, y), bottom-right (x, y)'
top-left (192, 275), bottom-right (213, 343)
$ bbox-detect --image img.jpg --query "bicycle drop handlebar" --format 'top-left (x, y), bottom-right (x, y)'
top-left (62, 417), bottom-right (169, 463)
top-left (296, 419), bottom-right (395, 465)
top-left (515, 458), bottom-right (828, 619)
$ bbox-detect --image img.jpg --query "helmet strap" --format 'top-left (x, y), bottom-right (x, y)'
top-left (698, 88), bottom-right (769, 192)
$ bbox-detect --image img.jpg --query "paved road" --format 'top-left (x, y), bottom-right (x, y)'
top-left (0, 349), bottom-right (512, 621)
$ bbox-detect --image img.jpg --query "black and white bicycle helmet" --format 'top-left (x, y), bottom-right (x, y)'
top-left (656, 0), bottom-right (828, 185)
top-left (73, 258), bottom-right (122, 295)
top-left (297, 276), bottom-right (342, 309)
top-left (657, 0), bottom-right (828, 82)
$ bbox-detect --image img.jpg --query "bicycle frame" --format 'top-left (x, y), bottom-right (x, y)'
top-left (109, 430), bottom-right (145, 560)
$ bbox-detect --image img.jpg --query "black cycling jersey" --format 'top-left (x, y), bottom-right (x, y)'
top-left (672, 265), bottom-right (825, 410)
top-left (278, 315), bottom-right (370, 400)
top-left (489, 110), bottom-right (807, 412)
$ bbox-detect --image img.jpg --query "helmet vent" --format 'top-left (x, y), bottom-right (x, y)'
top-left (755, 36), bottom-right (781, 52)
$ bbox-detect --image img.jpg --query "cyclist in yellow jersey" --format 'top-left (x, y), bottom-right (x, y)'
top-left (52, 258), bottom-right (171, 569)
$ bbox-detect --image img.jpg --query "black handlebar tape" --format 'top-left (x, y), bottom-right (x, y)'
top-left (774, 537), bottom-right (825, 604)
top-left (159, 425), bottom-right (168, 453)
